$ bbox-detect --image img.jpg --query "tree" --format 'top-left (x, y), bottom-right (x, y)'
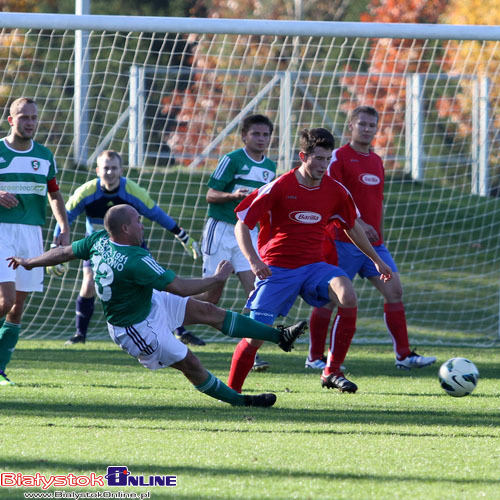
top-left (437, 0), bottom-right (500, 193)
top-left (160, 0), bottom-right (361, 166)
top-left (339, 0), bottom-right (449, 169)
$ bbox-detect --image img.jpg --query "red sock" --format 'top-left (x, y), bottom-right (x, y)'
top-left (384, 302), bottom-right (411, 360)
top-left (309, 307), bottom-right (332, 361)
top-left (227, 339), bottom-right (259, 393)
top-left (324, 307), bottom-right (357, 376)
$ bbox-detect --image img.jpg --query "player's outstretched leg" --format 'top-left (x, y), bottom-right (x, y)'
top-left (220, 311), bottom-right (307, 352)
top-left (172, 350), bottom-right (276, 407)
top-left (184, 299), bottom-right (307, 352)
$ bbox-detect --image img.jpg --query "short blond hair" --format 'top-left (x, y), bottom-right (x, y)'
top-left (9, 97), bottom-right (36, 116)
top-left (97, 150), bottom-right (122, 167)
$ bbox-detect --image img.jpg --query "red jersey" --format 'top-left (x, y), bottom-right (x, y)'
top-left (328, 143), bottom-right (384, 245)
top-left (235, 167), bottom-right (358, 269)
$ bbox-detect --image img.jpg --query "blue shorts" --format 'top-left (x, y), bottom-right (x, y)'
top-left (335, 241), bottom-right (398, 280)
top-left (246, 262), bottom-right (348, 325)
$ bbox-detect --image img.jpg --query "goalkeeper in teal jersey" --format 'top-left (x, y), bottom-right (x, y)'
top-left (0, 97), bottom-right (70, 386)
top-left (8, 204), bottom-right (307, 407)
top-left (52, 150), bottom-right (199, 346)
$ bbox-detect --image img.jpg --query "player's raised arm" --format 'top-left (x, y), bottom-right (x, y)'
top-left (164, 260), bottom-right (234, 297)
top-left (7, 245), bottom-right (76, 271)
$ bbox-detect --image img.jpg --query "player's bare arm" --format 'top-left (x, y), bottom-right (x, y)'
top-left (344, 220), bottom-right (392, 281)
top-left (7, 245), bottom-right (76, 271)
top-left (234, 220), bottom-right (271, 280)
top-left (356, 218), bottom-right (379, 243)
top-left (0, 190), bottom-right (19, 209)
top-left (165, 260), bottom-right (234, 297)
top-left (206, 187), bottom-right (249, 204)
top-left (48, 190), bottom-right (70, 246)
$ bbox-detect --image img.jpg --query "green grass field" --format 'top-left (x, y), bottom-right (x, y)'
top-left (1, 340), bottom-right (499, 500)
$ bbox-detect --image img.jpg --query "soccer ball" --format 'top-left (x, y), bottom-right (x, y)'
top-left (438, 357), bottom-right (479, 397)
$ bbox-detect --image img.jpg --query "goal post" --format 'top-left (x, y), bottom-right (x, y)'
top-left (1, 13), bottom-right (499, 346)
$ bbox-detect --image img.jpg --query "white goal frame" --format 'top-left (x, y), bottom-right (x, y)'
top-left (1, 12), bottom-right (499, 345)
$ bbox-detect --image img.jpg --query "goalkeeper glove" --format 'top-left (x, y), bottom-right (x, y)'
top-left (45, 243), bottom-right (69, 277)
top-left (175, 229), bottom-right (200, 260)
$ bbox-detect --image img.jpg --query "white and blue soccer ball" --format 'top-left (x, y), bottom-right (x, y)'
top-left (438, 357), bottom-right (479, 397)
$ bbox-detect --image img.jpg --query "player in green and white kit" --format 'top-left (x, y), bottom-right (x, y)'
top-left (190, 115), bottom-right (276, 368)
top-left (8, 204), bottom-right (306, 407)
top-left (0, 97), bottom-right (70, 385)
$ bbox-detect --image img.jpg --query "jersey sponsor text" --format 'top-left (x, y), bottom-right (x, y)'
top-left (289, 211), bottom-right (322, 224)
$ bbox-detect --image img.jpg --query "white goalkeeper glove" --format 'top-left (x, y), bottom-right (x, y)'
top-left (175, 229), bottom-right (200, 260)
top-left (45, 243), bottom-right (69, 277)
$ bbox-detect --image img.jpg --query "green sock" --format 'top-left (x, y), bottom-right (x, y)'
top-left (221, 311), bottom-right (280, 343)
top-left (194, 371), bottom-right (245, 406)
top-left (0, 322), bottom-right (21, 372)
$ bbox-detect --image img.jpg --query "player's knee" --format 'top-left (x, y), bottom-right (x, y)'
top-left (337, 289), bottom-right (358, 308)
top-left (0, 296), bottom-right (15, 317)
top-left (185, 298), bottom-right (224, 327)
top-left (384, 283), bottom-right (403, 303)
top-left (330, 279), bottom-right (358, 308)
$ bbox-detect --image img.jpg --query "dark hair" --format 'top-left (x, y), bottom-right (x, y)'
top-left (241, 114), bottom-right (274, 136)
top-left (9, 97), bottom-right (36, 116)
top-left (299, 128), bottom-right (335, 154)
top-left (350, 106), bottom-right (379, 123)
top-left (97, 150), bottom-right (123, 167)
top-left (104, 204), bottom-right (132, 237)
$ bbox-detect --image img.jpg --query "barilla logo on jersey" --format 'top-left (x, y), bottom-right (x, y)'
top-left (105, 466), bottom-right (177, 487)
top-left (289, 211), bottom-right (321, 224)
top-left (359, 173), bottom-right (380, 186)
top-left (31, 160), bottom-right (40, 170)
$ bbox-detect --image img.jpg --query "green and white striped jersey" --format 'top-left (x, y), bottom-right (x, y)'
top-left (0, 138), bottom-right (57, 226)
top-left (72, 230), bottom-right (176, 327)
top-left (207, 148), bottom-right (276, 225)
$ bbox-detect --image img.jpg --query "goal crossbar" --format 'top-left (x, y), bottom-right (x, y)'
top-left (1, 12), bottom-right (500, 40)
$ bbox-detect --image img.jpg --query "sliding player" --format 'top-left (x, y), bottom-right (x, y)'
top-left (8, 204), bottom-right (307, 406)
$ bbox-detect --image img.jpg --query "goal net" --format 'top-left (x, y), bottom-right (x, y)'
top-left (1, 14), bottom-right (499, 346)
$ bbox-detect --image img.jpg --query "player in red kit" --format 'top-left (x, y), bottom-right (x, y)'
top-left (227, 128), bottom-right (392, 394)
top-left (308, 106), bottom-right (436, 370)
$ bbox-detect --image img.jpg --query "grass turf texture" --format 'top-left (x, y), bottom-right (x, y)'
top-left (1, 341), bottom-right (499, 500)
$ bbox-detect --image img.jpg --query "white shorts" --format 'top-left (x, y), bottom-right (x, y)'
top-left (107, 290), bottom-right (189, 370)
top-left (201, 218), bottom-right (258, 276)
top-left (0, 223), bottom-right (44, 292)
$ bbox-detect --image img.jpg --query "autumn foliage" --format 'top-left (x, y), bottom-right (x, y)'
top-left (339, 0), bottom-right (448, 168)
